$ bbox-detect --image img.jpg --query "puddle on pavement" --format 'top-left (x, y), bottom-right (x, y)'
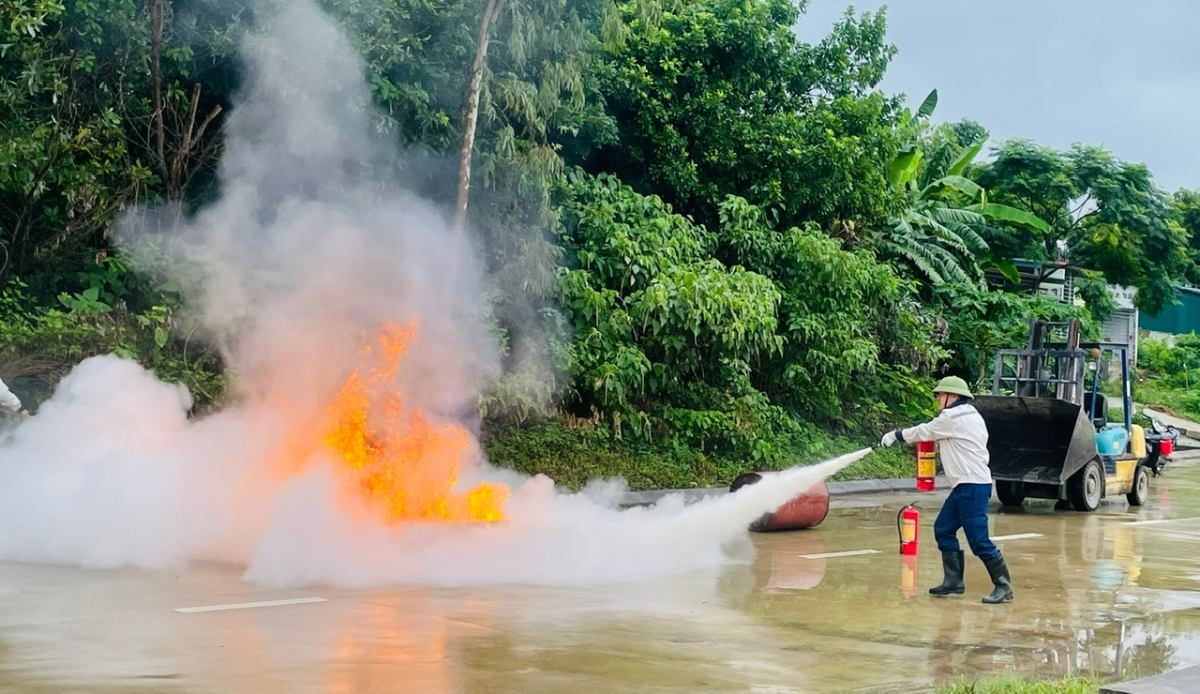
top-left (1, 465), bottom-right (1200, 692)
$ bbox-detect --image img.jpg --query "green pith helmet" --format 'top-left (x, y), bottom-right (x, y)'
top-left (933, 376), bottom-right (973, 399)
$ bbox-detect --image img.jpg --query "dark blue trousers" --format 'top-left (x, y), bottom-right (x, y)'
top-left (934, 483), bottom-right (999, 559)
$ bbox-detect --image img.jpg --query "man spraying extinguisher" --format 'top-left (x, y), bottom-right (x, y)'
top-left (880, 376), bottom-right (1014, 604)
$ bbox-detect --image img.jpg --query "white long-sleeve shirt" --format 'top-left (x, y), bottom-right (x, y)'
top-left (0, 377), bottom-right (21, 414)
top-left (901, 402), bottom-right (991, 487)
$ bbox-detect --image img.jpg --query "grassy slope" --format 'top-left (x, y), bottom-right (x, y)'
top-left (934, 676), bottom-right (1098, 694)
top-left (1135, 377), bottom-right (1200, 422)
top-left (482, 419), bottom-right (909, 491)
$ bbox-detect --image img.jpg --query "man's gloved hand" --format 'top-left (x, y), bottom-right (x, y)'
top-left (880, 430), bottom-right (898, 448)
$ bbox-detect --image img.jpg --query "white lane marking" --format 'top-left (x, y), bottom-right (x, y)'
top-left (1125, 516), bottom-right (1200, 527)
top-left (991, 533), bottom-right (1043, 542)
top-left (799, 549), bottom-right (881, 559)
top-left (175, 597), bottom-right (327, 613)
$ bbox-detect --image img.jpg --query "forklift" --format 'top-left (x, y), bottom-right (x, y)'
top-left (972, 320), bottom-right (1174, 512)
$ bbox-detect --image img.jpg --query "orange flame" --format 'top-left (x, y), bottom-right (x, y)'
top-left (324, 321), bottom-right (508, 523)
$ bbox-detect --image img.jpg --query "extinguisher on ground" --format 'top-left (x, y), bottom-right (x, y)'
top-left (898, 503), bottom-right (919, 556)
top-left (917, 440), bottom-right (936, 491)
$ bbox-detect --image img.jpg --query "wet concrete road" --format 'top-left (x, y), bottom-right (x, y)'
top-left (5, 461), bottom-right (1200, 693)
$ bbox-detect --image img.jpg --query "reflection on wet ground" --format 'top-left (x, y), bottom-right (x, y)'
top-left (4, 461), bottom-right (1200, 692)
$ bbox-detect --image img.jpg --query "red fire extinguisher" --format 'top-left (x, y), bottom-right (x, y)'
top-left (898, 503), bottom-right (919, 556)
top-left (917, 440), bottom-right (936, 491)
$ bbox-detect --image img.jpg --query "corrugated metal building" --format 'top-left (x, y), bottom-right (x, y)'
top-left (1142, 285), bottom-right (1200, 337)
top-left (1104, 285), bottom-right (1139, 360)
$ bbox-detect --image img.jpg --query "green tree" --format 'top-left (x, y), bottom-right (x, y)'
top-left (2, 0), bottom-right (145, 285)
top-left (311, 0), bottom-right (616, 231)
top-left (0, 0), bottom-right (239, 407)
top-left (1, 0), bottom-right (236, 292)
top-left (431, 0), bottom-right (616, 231)
top-left (1172, 189), bottom-right (1200, 284)
top-left (588, 0), bottom-right (900, 231)
top-left (976, 139), bottom-right (1189, 314)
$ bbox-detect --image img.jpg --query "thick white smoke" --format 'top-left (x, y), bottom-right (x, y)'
top-left (0, 0), bottom-right (868, 587)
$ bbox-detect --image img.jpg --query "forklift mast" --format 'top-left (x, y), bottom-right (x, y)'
top-left (991, 318), bottom-right (1086, 405)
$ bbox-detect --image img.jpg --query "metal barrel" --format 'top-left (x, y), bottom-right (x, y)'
top-left (731, 472), bottom-right (830, 532)
top-left (973, 395), bottom-right (1098, 484)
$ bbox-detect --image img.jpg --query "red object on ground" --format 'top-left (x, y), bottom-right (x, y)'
top-left (917, 440), bottom-right (936, 491)
top-left (730, 473), bottom-right (830, 532)
top-left (898, 503), bottom-right (919, 556)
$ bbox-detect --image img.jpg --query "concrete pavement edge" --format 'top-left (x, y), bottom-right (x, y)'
top-left (618, 475), bottom-right (952, 508)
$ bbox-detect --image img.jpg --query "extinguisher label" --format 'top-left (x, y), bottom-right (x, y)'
top-left (901, 519), bottom-right (917, 544)
top-left (918, 454), bottom-right (936, 478)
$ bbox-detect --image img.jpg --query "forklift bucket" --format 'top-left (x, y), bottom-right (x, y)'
top-left (973, 395), bottom-right (1098, 485)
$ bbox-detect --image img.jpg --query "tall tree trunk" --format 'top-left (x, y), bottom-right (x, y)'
top-left (149, 0), bottom-right (166, 178)
top-left (454, 0), bottom-right (506, 235)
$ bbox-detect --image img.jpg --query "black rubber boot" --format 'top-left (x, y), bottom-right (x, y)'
top-left (929, 550), bottom-right (965, 596)
top-left (981, 554), bottom-right (1014, 604)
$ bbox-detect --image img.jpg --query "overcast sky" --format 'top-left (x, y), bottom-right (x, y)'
top-left (794, 0), bottom-right (1200, 193)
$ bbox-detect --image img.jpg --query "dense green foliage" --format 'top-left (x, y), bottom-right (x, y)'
top-left (2, 0), bottom-right (1196, 487)
top-left (588, 0), bottom-right (898, 231)
top-left (932, 283), bottom-right (1088, 390)
top-left (552, 170), bottom-right (940, 461)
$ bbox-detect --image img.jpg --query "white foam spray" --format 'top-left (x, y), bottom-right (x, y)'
top-left (0, 0), bottom-right (870, 587)
top-left (245, 449), bottom-right (867, 588)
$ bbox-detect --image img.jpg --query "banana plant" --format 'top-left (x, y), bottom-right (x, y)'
top-left (884, 90), bottom-right (1049, 287)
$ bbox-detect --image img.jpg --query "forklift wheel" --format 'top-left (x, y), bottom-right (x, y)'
top-left (1126, 465), bottom-right (1150, 506)
top-left (1068, 459), bottom-right (1103, 512)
